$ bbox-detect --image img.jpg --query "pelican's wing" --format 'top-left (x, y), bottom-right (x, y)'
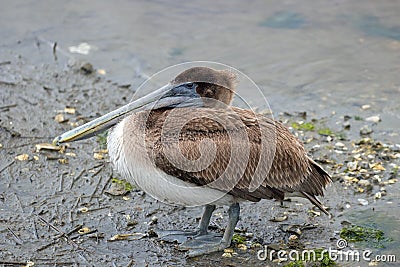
top-left (147, 108), bottom-right (331, 205)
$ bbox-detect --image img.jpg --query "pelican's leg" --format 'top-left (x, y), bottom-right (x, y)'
top-left (180, 203), bottom-right (240, 257)
top-left (197, 204), bottom-right (216, 235)
top-left (157, 204), bottom-right (216, 243)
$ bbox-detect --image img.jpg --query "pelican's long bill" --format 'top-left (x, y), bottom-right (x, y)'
top-left (53, 82), bottom-right (202, 145)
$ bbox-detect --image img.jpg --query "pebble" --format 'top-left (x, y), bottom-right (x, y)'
top-left (80, 62), bottom-right (94, 74)
top-left (360, 125), bottom-right (373, 135)
top-left (335, 142), bottom-right (348, 151)
top-left (335, 142), bottom-right (345, 148)
top-left (222, 252), bottom-right (232, 258)
top-left (224, 248), bottom-right (234, 253)
top-left (311, 144), bottom-right (320, 152)
top-left (358, 199), bottom-right (369, 206)
top-left (237, 244), bottom-right (247, 250)
top-left (361, 104), bottom-right (371, 110)
top-left (343, 121), bottom-right (351, 130)
top-left (347, 161), bottom-right (358, 171)
top-left (366, 115), bottom-right (381, 123)
top-left (358, 179), bottom-right (371, 187)
top-left (150, 216), bottom-right (158, 224)
top-left (372, 175), bottom-right (381, 184)
top-left (390, 144), bottom-right (400, 152)
top-left (245, 232), bottom-right (254, 238)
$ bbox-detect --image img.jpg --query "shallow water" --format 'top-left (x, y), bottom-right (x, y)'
top-left (1, 1), bottom-right (399, 120)
top-left (1, 0), bottom-right (399, 265)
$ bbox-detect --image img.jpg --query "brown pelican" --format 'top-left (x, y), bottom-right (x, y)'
top-left (54, 67), bottom-right (331, 257)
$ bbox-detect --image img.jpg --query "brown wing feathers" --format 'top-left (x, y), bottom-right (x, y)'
top-left (146, 107), bottom-right (331, 212)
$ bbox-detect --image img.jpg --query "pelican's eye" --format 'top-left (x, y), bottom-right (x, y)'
top-left (185, 82), bottom-right (195, 89)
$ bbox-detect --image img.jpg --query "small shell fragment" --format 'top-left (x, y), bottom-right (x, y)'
top-left (97, 69), bottom-right (106, 75)
top-left (78, 227), bottom-right (91, 234)
top-left (361, 104), bottom-right (371, 110)
top-left (224, 248), bottom-right (234, 253)
top-left (35, 143), bottom-right (61, 152)
top-left (64, 107), bottom-right (76, 114)
top-left (108, 233), bottom-right (147, 241)
top-left (109, 234), bottom-right (133, 241)
top-left (366, 115), bottom-right (380, 123)
top-left (93, 153), bottom-right (104, 160)
top-left (269, 215), bottom-right (288, 222)
top-left (358, 199), bottom-right (369, 206)
top-left (58, 158), bottom-right (68, 164)
top-left (237, 243), bottom-right (247, 250)
top-left (55, 114), bottom-right (68, 123)
top-left (78, 207), bottom-right (89, 213)
top-left (15, 154), bottom-right (29, 161)
top-left (222, 252), bottom-right (233, 258)
top-left (370, 163), bottom-right (386, 171)
top-left (309, 210), bottom-right (321, 216)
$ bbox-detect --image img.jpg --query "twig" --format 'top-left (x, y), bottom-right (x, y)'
top-left (70, 229), bottom-right (98, 240)
top-left (59, 172), bottom-right (68, 192)
top-left (126, 259), bottom-right (135, 267)
top-left (53, 42), bottom-right (58, 61)
top-left (33, 219), bottom-right (39, 239)
top-left (66, 224), bottom-right (83, 236)
top-left (89, 167), bottom-right (105, 202)
top-left (0, 103), bottom-right (17, 111)
top-left (69, 195), bottom-right (82, 223)
top-left (30, 261), bottom-right (75, 266)
top-left (36, 239), bottom-right (59, 252)
top-left (90, 164), bottom-right (105, 179)
top-left (37, 215), bottom-right (67, 237)
top-left (13, 193), bottom-right (24, 212)
top-left (100, 172), bottom-right (113, 195)
top-left (7, 227), bottom-right (23, 245)
top-left (72, 196), bottom-right (81, 211)
top-left (36, 36), bottom-right (72, 59)
top-left (36, 215), bottom-right (78, 249)
top-left (70, 169), bottom-right (85, 189)
top-left (18, 96), bottom-right (37, 106)
top-left (0, 80), bottom-right (16, 86)
top-left (0, 160), bottom-right (14, 174)
top-left (0, 260), bottom-right (28, 265)
top-left (87, 163), bottom-right (105, 172)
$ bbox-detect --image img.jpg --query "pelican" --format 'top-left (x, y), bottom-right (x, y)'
top-left (54, 67), bottom-right (331, 256)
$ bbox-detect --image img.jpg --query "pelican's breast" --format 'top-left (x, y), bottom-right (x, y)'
top-left (107, 113), bottom-right (235, 207)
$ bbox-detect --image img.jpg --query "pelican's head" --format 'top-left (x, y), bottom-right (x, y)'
top-left (53, 67), bottom-right (237, 145)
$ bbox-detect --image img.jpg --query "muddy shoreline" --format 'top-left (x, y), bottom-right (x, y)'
top-left (0, 43), bottom-right (398, 267)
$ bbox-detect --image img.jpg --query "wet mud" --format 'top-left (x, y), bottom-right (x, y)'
top-left (1, 43), bottom-right (398, 267)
